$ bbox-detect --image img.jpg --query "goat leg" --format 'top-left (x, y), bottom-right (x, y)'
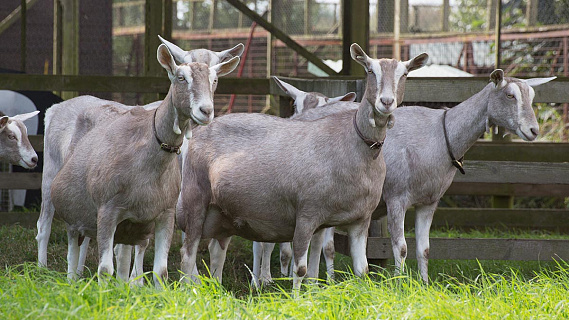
top-left (415, 202), bottom-right (437, 284)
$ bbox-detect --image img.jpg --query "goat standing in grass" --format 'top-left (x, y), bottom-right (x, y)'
top-left (177, 44), bottom-right (428, 291)
top-left (37, 38), bottom-right (243, 282)
top-left (383, 70), bottom-right (555, 282)
top-left (49, 44), bottom-right (239, 286)
top-left (0, 111), bottom-right (39, 169)
top-left (295, 69), bottom-right (555, 283)
top-left (251, 77), bottom-right (356, 286)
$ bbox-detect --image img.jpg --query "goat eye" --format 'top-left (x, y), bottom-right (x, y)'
top-left (8, 135), bottom-right (16, 140)
top-left (506, 94), bottom-right (515, 99)
top-left (178, 75), bottom-right (185, 82)
top-left (367, 69), bottom-right (373, 74)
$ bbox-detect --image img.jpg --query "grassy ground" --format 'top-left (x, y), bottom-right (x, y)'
top-left (2, 221), bottom-right (569, 319)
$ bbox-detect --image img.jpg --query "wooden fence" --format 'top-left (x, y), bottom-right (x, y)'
top-left (1, 75), bottom-right (568, 263)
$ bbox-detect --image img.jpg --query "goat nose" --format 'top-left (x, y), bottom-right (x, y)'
top-left (380, 97), bottom-right (394, 106)
top-left (199, 106), bottom-right (212, 117)
top-left (31, 156), bottom-right (38, 165)
top-left (530, 127), bottom-right (539, 137)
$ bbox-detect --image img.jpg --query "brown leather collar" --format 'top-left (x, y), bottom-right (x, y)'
top-left (153, 109), bottom-right (182, 155)
top-left (442, 109), bottom-right (465, 174)
top-left (353, 111), bottom-right (384, 160)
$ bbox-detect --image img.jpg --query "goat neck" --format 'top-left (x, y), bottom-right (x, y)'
top-left (153, 90), bottom-right (186, 152)
top-left (443, 84), bottom-right (491, 161)
top-left (353, 99), bottom-right (391, 158)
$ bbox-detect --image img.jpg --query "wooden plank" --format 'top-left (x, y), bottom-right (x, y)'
top-left (0, 75), bottom-right (565, 103)
top-left (0, 173), bottom-right (41, 190)
top-left (405, 208), bottom-right (569, 230)
top-left (446, 182), bottom-right (569, 197)
top-left (403, 77), bottom-right (568, 104)
top-left (342, 0), bottom-right (369, 76)
top-left (334, 233), bottom-right (569, 261)
top-left (455, 161), bottom-right (569, 184)
top-left (29, 135), bottom-right (43, 152)
top-left (466, 141), bottom-right (569, 162)
top-left (225, 0), bottom-right (339, 76)
top-left (60, 0), bottom-right (79, 100)
top-left (0, 212), bottom-right (39, 228)
top-left (0, 74), bottom-right (270, 95)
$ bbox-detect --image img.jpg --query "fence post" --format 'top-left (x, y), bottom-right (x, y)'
top-left (491, 0), bottom-right (512, 208)
top-left (342, 0), bottom-right (368, 76)
top-left (143, 0), bottom-right (163, 104)
top-left (55, 0), bottom-right (79, 100)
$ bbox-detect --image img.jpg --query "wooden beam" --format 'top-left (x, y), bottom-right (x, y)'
top-left (0, 0), bottom-right (39, 36)
top-left (225, 0), bottom-right (339, 76)
top-left (0, 74), bottom-right (270, 95)
top-left (466, 141), bottom-right (569, 163)
top-left (60, 0), bottom-right (79, 100)
top-left (405, 208), bottom-right (569, 231)
top-left (402, 77), bottom-right (569, 103)
top-left (446, 182), bottom-right (569, 197)
top-left (0, 75), bottom-right (567, 103)
top-left (335, 233), bottom-right (569, 261)
top-left (144, 0), bottom-right (163, 103)
top-left (0, 212), bottom-right (39, 228)
top-left (453, 161), bottom-right (569, 185)
top-left (163, 0), bottom-right (173, 40)
top-left (21, 0), bottom-right (27, 72)
top-left (53, 0), bottom-right (63, 77)
top-left (0, 173), bottom-right (41, 190)
top-left (342, 0), bottom-right (369, 75)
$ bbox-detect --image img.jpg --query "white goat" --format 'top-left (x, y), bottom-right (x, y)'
top-left (0, 111), bottom-right (39, 169)
top-left (36, 38), bottom-right (243, 282)
top-left (251, 77), bottom-right (356, 286)
top-left (176, 44), bottom-right (428, 291)
top-left (290, 69), bottom-right (555, 283)
top-left (48, 44), bottom-right (239, 286)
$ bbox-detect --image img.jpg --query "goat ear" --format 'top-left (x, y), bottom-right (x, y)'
top-left (0, 116), bottom-right (8, 130)
top-left (329, 92), bottom-right (357, 103)
top-left (350, 43), bottom-right (371, 70)
top-left (405, 52), bottom-right (429, 72)
top-left (490, 69), bottom-right (506, 88)
top-left (212, 56), bottom-right (240, 77)
top-left (273, 76), bottom-right (303, 100)
top-left (12, 110), bottom-right (39, 123)
top-left (158, 35), bottom-right (188, 65)
top-left (217, 43), bottom-right (245, 63)
top-left (524, 76), bottom-right (556, 87)
top-left (157, 44), bottom-right (178, 77)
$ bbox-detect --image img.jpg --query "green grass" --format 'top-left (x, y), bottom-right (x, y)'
top-left (3, 221), bottom-right (569, 319)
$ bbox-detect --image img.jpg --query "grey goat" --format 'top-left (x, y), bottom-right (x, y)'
top-left (289, 69), bottom-right (555, 283)
top-left (49, 44), bottom-right (239, 287)
top-left (176, 43), bottom-right (428, 291)
top-left (252, 77), bottom-right (356, 286)
top-left (36, 38), bottom-right (243, 283)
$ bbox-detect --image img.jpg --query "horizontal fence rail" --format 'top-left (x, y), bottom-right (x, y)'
top-left (335, 233), bottom-right (569, 261)
top-left (0, 74), bottom-right (567, 103)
